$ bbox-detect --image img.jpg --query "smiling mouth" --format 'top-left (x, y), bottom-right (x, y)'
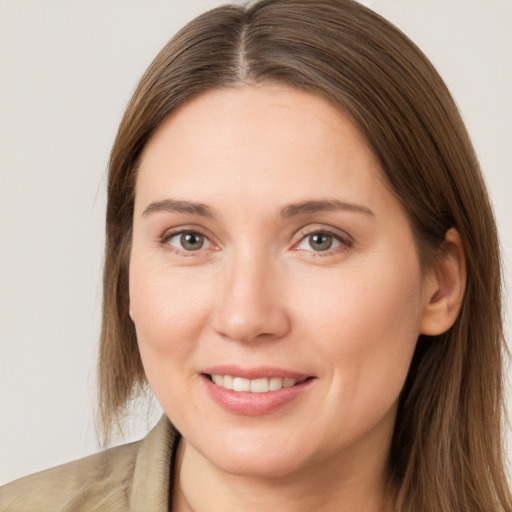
top-left (205, 374), bottom-right (310, 393)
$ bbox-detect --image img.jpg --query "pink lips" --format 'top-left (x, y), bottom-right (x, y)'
top-left (201, 366), bottom-right (315, 416)
top-left (201, 365), bottom-right (310, 380)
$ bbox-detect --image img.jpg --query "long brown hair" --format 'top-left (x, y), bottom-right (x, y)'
top-left (98, 1), bottom-right (510, 509)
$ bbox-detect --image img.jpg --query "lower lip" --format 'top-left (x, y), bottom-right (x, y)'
top-left (202, 375), bottom-right (314, 415)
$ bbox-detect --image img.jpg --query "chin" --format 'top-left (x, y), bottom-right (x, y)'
top-left (210, 451), bottom-right (307, 479)
top-left (193, 429), bottom-right (314, 479)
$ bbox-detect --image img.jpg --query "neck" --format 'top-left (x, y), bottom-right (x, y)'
top-left (171, 435), bottom-right (396, 512)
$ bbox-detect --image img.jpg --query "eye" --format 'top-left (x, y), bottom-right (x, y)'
top-left (166, 231), bottom-right (213, 252)
top-left (296, 230), bottom-right (351, 253)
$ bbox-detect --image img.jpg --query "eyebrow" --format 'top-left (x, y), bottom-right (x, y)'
top-left (142, 199), bottom-right (215, 218)
top-left (141, 198), bottom-right (374, 219)
top-left (280, 199), bottom-right (375, 218)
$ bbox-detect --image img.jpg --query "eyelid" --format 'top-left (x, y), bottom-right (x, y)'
top-left (160, 226), bottom-right (219, 255)
top-left (158, 224), bottom-right (353, 257)
top-left (292, 226), bottom-right (354, 254)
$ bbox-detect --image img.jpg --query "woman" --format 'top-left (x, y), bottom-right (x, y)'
top-left (1, 0), bottom-right (510, 510)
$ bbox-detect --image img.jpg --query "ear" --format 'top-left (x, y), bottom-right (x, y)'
top-left (420, 228), bottom-right (467, 336)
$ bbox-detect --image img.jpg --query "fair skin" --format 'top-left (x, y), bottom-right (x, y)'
top-left (129, 85), bottom-right (465, 512)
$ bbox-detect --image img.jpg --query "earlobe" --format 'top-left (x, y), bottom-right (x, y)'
top-left (420, 228), bottom-right (467, 336)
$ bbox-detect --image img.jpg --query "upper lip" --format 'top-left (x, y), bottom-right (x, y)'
top-left (201, 365), bottom-right (312, 380)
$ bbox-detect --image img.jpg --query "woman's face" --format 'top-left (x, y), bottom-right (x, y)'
top-left (130, 85), bottom-right (432, 478)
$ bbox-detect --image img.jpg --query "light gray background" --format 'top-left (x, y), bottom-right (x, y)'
top-left (1, 0), bottom-right (511, 485)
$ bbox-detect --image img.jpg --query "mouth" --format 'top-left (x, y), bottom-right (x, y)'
top-left (200, 366), bottom-right (316, 415)
top-left (204, 374), bottom-right (310, 393)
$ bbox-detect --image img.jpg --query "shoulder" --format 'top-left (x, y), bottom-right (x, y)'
top-left (0, 415), bottom-right (177, 512)
top-left (0, 440), bottom-right (141, 512)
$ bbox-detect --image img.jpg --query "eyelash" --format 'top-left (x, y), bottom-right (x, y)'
top-left (160, 228), bottom-right (215, 257)
top-left (294, 228), bottom-right (353, 256)
top-left (159, 227), bottom-right (353, 257)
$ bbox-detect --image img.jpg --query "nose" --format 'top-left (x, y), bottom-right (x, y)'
top-left (211, 252), bottom-right (291, 343)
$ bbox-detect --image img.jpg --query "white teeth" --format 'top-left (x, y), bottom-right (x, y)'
top-left (210, 374), bottom-right (302, 393)
top-left (250, 378), bottom-right (269, 393)
top-left (269, 377), bottom-right (283, 391)
top-left (233, 377), bottom-right (251, 392)
top-left (223, 375), bottom-right (234, 390)
top-left (283, 378), bottom-right (295, 388)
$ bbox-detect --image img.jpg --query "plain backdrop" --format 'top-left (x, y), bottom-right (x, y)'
top-left (1, 0), bottom-right (511, 486)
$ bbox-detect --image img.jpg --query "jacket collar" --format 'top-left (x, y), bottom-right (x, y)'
top-left (130, 414), bottom-right (180, 511)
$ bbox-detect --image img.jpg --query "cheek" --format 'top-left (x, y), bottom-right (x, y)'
top-left (129, 259), bottom-right (218, 420)
top-left (129, 259), bottom-right (214, 368)
top-left (299, 256), bottom-right (424, 409)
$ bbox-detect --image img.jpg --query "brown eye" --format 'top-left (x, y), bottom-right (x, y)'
top-left (181, 232), bottom-right (204, 250)
top-left (168, 231), bottom-right (212, 251)
top-left (296, 230), bottom-right (349, 253)
top-left (308, 233), bottom-right (333, 251)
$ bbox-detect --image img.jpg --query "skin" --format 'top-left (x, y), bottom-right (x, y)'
top-left (129, 85), bottom-right (465, 512)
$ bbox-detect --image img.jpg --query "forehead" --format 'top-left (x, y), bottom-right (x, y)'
top-left (134, 84), bottom-right (390, 217)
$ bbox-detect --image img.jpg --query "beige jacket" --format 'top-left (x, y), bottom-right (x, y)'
top-left (0, 415), bottom-right (178, 512)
